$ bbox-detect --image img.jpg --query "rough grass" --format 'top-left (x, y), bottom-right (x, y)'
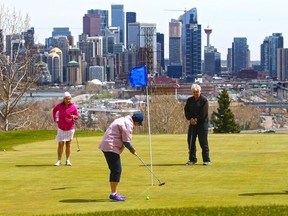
top-left (1, 132), bottom-right (288, 215)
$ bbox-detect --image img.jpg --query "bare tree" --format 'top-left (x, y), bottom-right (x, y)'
top-left (147, 95), bottom-right (187, 134)
top-left (0, 4), bottom-right (42, 130)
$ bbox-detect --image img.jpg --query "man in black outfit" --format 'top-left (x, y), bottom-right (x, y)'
top-left (184, 84), bottom-right (211, 166)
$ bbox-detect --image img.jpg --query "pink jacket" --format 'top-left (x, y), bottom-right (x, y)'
top-left (99, 115), bottom-right (134, 155)
top-left (52, 102), bottom-right (79, 131)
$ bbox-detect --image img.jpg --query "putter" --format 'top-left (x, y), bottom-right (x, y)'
top-left (75, 134), bottom-right (80, 152)
top-left (135, 154), bottom-right (165, 186)
top-left (72, 118), bottom-right (80, 152)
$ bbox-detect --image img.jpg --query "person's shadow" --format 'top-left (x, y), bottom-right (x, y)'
top-left (59, 199), bottom-right (109, 203)
top-left (239, 191), bottom-right (288, 196)
top-left (16, 164), bottom-right (53, 167)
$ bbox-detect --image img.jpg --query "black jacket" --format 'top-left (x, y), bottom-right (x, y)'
top-left (184, 94), bottom-right (209, 125)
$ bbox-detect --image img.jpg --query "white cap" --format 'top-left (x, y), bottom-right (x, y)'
top-left (63, 92), bottom-right (71, 99)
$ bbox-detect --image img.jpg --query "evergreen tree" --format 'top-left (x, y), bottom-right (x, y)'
top-left (212, 89), bottom-right (240, 133)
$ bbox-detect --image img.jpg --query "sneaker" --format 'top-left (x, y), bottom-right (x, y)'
top-left (186, 161), bottom-right (197, 165)
top-left (109, 193), bottom-right (126, 201)
top-left (203, 162), bottom-right (211, 166)
top-left (54, 160), bottom-right (61, 166)
top-left (66, 160), bottom-right (72, 166)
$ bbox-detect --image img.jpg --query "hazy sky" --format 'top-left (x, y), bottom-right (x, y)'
top-left (1, 0), bottom-right (287, 60)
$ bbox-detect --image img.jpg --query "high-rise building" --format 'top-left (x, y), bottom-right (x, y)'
top-left (232, 37), bottom-right (249, 75)
top-left (261, 33), bottom-right (284, 79)
top-left (87, 9), bottom-right (109, 36)
top-left (157, 32), bottom-right (165, 72)
top-left (50, 36), bottom-right (70, 82)
top-left (6, 34), bottom-right (23, 59)
top-left (83, 14), bottom-right (101, 37)
top-left (277, 48), bottom-right (288, 81)
top-left (111, 4), bottom-right (125, 44)
top-left (78, 36), bottom-right (103, 67)
top-left (68, 47), bottom-right (83, 84)
top-left (48, 48), bottom-right (63, 83)
top-left (0, 29), bottom-right (3, 53)
top-left (50, 27), bottom-right (74, 47)
top-left (52, 27), bottom-right (71, 37)
top-left (126, 12), bottom-right (136, 49)
top-left (67, 61), bottom-right (81, 85)
top-left (204, 47), bottom-right (221, 76)
top-left (24, 27), bottom-right (35, 50)
top-left (169, 19), bottom-right (182, 66)
top-left (227, 48), bottom-right (232, 73)
top-left (178, 7), bottom-right (198, 76)
top-left (127, 22), bottom-right (157, 74)
top-left (185, 11), bottom-right (202, 82)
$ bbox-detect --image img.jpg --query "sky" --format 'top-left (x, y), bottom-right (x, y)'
top-left (1, 0), bottom-right (287, 60)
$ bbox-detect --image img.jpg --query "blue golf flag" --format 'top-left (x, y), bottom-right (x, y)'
top-left (129, 66), bottom-right (148, 88)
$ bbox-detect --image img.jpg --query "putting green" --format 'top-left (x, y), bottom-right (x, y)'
top-left (1, 133), bottom-right (288, 215)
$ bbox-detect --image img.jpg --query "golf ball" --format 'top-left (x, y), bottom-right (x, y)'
top-left (146, 196), bottom-right (149, 200)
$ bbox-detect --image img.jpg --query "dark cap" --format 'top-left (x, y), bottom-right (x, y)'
top-left (132, 111), bottom-right (144, 126)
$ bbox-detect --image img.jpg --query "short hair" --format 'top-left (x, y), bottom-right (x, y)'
top-left (191, 84), bottom-right (201, 92)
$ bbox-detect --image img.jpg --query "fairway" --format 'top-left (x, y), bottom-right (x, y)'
top-left (1, 133), bottom-right (288, 215)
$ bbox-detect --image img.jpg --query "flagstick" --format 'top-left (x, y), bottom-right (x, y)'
top-left (146, 85), bottom-right (154, 186)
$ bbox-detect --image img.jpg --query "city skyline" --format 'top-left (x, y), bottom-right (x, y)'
top-left (1, 0), bottom-right (288, 60)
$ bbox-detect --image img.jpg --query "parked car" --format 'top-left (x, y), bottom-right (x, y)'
top-left (257, 129), bottom-right (276, 133)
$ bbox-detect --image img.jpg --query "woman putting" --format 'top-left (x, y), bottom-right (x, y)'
top-left (98, 112), bottom-right (144, 201)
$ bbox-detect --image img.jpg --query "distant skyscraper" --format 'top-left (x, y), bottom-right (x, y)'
top-left (83, 14), bottom-right (101, 37)
top-left (87, 9), bottom-right (109, 36)
top-left (126, 12), bottom-right (136, 49)
top-left (102, 26), bottom-right (120, 55)
top-left (261, 33), bottom-right (283, 79)
top-left (48, 48), bottom-right (63, 83)
top-left (6, 34), bottom-right (24, 60)
top-left (0, 29), bottom-right (3, 53)
top-left (68, 47), bottom-right (83, 84)
top-left (51, 27), bottom-right (74, 47)
top-left (24, 27), bottom-right (35, 49)
top-left (78, 36), bottom-right (103, 67)
top-left (157, 32), bottom-right (165, 72)
top-left (52, 27), bottom-right (71, 37)
top-left (127, 22), bottom-right (157, 74)
top-left (232, 37), bottom-right (249, 75)
top-left (169, 19), bottom-right (182, 66)
top-left (185, 11), bottom-right (202, 82)
top-left (111, 4), bottom-right (125, 44)
top-left (178, 8), bottom-right (198, 76)
top-left (277, 48), bottom-right (288, 81)
top-left (227, 48), bottom-right (232, 73)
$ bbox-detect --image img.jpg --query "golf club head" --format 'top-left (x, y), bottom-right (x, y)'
top-left (159, 182), bottom-right (165, 186)
top-left (77, 149), bottom-right (80, 152)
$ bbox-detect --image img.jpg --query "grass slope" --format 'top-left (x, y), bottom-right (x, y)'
top-left (1, 132), bottom-right (288, 215)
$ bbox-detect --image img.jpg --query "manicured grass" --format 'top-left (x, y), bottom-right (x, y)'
top-left (1, 132), bottom-right (288, 215)
top-left (0, 130), bottom-right (100, 151)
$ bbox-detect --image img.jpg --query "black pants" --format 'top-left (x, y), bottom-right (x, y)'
top-left (187, 123), bottom-right (210, 163)
top-left (103, 151), bottom-right (122, 182)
